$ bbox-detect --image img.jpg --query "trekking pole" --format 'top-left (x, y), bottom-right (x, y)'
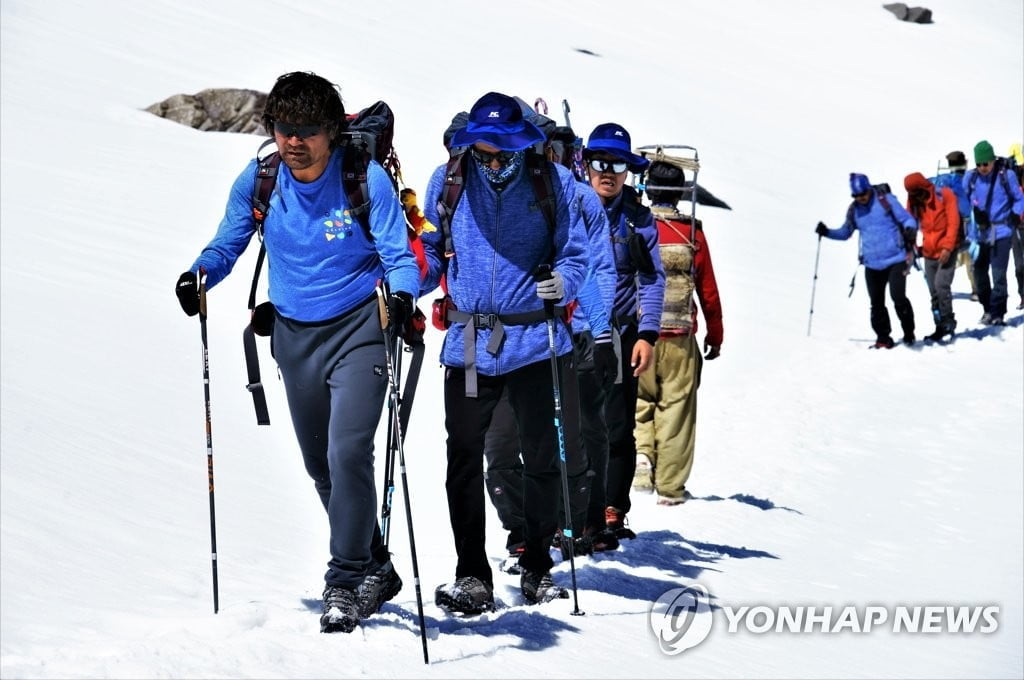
top-left (808, 234), bottom-right (822, 336)
top-left (198, 276), bottom-right (220, 614)
top-left (376, 285), bottom-right (430, 664)
top-left (533, 265), bottom-right (584, 617)
top-left (379, 339), bottom-right (402, 546)
top-left (380, 320), bottom-right (426, 547)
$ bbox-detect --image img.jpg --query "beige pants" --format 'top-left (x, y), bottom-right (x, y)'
top-left (634, 334), bottom-right (703, 499)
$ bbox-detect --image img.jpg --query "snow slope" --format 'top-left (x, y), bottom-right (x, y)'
top-left (2, 1), bottom-right (1022, 677)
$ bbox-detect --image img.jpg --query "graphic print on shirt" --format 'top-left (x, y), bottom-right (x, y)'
top-left (323, 208), bottom-right (356, 241)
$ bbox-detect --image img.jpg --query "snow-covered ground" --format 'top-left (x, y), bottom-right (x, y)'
top-left (2, 1), bottom-right (1022, 677)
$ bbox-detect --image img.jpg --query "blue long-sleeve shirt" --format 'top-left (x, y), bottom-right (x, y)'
top-left (571, 182), bottom-right (616, 338)
top-left (822, 191), bottom-right (917, 270)
top-left (191, 147), bottom-right (420, 322)
top-left (420, 158), bottom-right (588, 374)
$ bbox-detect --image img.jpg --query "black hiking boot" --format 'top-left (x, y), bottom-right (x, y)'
top-left (320, 584), bottom-right (360, 633)
top-left (585, 526), bottom-right (620, 552)
top-left (870, 336), bottom-right (896, 349)
top-left (552, 532), bottom-right (596, 559)
top-left (520, 569), bottom-right (569, 604)
top-left (434, 576), bottom-right (494, 615)
top-left (356, 560), bottom-right (403, 617)
top-left (605, 506), bottom-right (636, 540)
top-left (499, 542), bottom-right (526, 575)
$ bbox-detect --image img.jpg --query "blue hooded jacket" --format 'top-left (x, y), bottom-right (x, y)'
top-left (603, 190), bottom-right (666, 335)
top-left (571, 181), bottom-right (616, 338)
top-left (191, 148), bottom-right (420, 323)
top-left (822, 190), bottom-right (917, 270)
top-left (420, 157), bottom-right (588, 374)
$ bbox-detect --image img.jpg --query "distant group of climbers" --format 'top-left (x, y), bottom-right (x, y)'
top-left (175, 73), bottom-right (725, 633)
top-left (816, 141), bottom-right (1024, 347)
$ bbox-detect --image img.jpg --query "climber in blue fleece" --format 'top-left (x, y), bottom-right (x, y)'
top-left (816, 172), bottom-right (918, 348)
top-left (420, 91), bottom-right (588, 615)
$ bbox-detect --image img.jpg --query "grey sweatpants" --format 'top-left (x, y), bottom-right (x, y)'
top-left (272, 295), bottom-right (388, 589)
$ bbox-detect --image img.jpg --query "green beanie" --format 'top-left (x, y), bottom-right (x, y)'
top-left (974, 140), bottom-right (996, 164)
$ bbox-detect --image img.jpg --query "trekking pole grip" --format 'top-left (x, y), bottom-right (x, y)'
top-left (533, 264), bottom-right (555, 318)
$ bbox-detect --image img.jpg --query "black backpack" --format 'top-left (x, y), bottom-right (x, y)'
top-left (244, 101), bottom-right (404, 425)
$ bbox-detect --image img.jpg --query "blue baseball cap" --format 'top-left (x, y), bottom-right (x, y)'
top-left (449, 92), bottom-right (546, 151)
top-left (585, 122), bottom-right (649, 172)
top-left (849, 173), bottom-right (872, 196)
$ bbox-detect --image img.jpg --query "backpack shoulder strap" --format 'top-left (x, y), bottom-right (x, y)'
top-left (248, 140), bottom-right (280, 311)
top-left (437, 150), bottom-right (469, 257)
top-left (523, 149), bottom-right (557, 234)
top-left (251, 140), bottom-right (281, 237)
top-left (620, 185), bottom-right (651, 232)
top-left (340, 143), bottom-right (374, 242)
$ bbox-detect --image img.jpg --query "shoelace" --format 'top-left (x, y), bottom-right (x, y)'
top-left (323, 586), bottom-right (355, 609)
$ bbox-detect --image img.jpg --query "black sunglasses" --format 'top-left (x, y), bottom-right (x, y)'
top-left (273, 120), bottom-right (323, 140)
top-left (589, 159), bottom-right (628, 174)
top-left (471, 147), bottom-right (517, 165)
top-left (851, 189), bottom-right (871, 199)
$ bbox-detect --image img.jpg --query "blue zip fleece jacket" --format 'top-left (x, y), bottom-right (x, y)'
top-left (572, 181), bottom-right (616, 338)
top-left (962, 167), bottom-right (1024, 245)
top-left (191, 148), bottom-right (419, 323)
top-left (604, 191), bottom-right (666, 336)
top-left (420, 158), bottom-right (588, 374)
top-left (822, 191), bottom-right (917, 270)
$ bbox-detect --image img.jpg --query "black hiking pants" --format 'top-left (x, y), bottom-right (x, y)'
top-left (444, 353), bottom-right (582, 585)
top-left (482, 334), bottom-right (597, 548)
top-left (865, 262), bottom-right (915, 341)
top-left (604, 324), bottom-right (641, 514)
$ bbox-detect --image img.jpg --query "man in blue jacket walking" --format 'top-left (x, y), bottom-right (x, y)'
top-left (816, 173), bottom-right (918, 348)
top-left (584, 122), bottom-right (666, 537)
top-left (175, 72), bottom-right (420, 633)
top-left (420, 92), bottom-right (588, 614)
top-left (962, 140), bottom-right (1024, 326)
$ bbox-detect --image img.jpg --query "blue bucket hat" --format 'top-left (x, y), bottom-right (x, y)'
top-left (585, 123), bottom-right (650, 172)
top-left (449, 92), bottom-right (546, 151)
top-left (849, 173), bottom-right (872, 196)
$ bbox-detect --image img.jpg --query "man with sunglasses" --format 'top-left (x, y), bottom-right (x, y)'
top-left (176, 72), bottom-right (420, 633)
top-left (419, 92), bottom-right (588, 614)
top-left (815, 173), bottom-right (918, 348)
top-left (962, 140), bottom-right (1024, 326)
top-left (584, 122), bottom-right (666, 538)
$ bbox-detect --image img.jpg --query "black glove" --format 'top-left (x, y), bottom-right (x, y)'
top-left (902, 228), bottom-right (917, 251)
top-left (386, 291), bottom-right (414, 333)
top-left (175, 271), bottom-right (200, 317)
top-left (815, 221), bottom-right (828, 237)
top-left (594, 340), bottom-right (619, 390)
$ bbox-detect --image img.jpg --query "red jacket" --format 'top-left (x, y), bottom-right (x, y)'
top-left (655, 216), bottom-right (724, 348)
top-left (904, 172), bottom-right (959, 258)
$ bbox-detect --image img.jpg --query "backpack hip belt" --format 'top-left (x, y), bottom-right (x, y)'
top-left (446, 305), bottom-right (566, 397)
